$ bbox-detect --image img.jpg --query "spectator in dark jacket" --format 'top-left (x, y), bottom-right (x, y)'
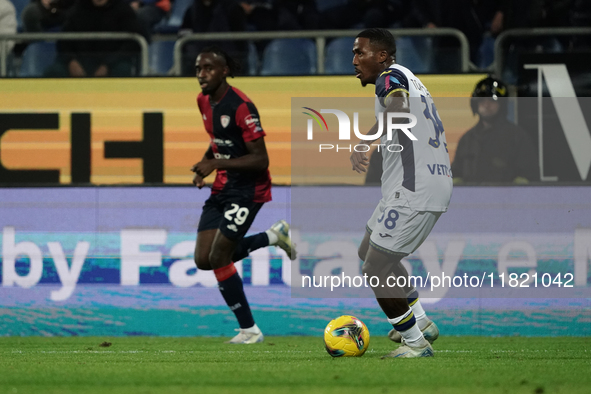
top-left (44, 0), bottom-right (144, 77)
top-left (21, 0), bottom-right (75, 32)
top-left (406, 0), bottom-right (496, 66)
top-left (571, 0), bottom-right (591, 48)
top-left (322, 0), bottom-right (395, 30)
top-left (179, 0), bottom-right (246, 75)
top-left (129, 0), bottom-right (171, 40)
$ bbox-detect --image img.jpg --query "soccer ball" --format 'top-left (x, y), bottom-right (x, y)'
top-left (323, 315), bottom-right (370, 357)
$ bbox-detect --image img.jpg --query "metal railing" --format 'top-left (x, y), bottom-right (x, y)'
top-left (0, 32), bottom-right (149, 77)
top-left (173, 28), bottom-right (471, 76)
top-left (494, 27), bottom-right (591, 78)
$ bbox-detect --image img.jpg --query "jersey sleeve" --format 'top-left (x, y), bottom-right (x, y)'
top-left (375, 68), bottom-right (410, 106)
top-left (196, 93), bottom-right (205, 114)
top-left (236, 102), bottom-right (265, 142)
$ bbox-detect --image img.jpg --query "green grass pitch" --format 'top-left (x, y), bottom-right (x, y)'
top-left (1, 336), bottom-right (590, 394)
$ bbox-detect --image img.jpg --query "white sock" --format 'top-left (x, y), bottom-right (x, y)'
top-left (243, 323), bottom-right (261, 334)
top-left (387, 310), bottom-right (425, 347)
top-left (411, 299), bottom-right (430, 330)
top-left (265, 230), bottom-right (278, 245)
top-left (400, 325), bottom-right (425, 347)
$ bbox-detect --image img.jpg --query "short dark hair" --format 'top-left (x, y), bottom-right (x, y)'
top-left (356, 28), bottom-right (396, 61)
top-left (199, 46), bottom-right (241, 77)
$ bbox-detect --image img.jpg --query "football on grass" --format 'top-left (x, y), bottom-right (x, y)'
top-left (323, 315), bottom-right (370, 357)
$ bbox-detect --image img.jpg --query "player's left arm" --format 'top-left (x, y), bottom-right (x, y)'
top-left (350, 90), bottom-right (410, 173)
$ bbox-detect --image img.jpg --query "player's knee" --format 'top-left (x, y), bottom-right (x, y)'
top-left (208, 248), bottom-right (231, 270)
top-left (194, 255), bottom-right (212, 271)
top-left (361, 260), bottom-right (378, 278)
top-left (358, 244), bottom-right (368, 261)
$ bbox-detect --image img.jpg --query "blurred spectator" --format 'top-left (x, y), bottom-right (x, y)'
top-left (20, 0), bottom-right (75, 32)
top-left (239, 1), bottom-right (275, 31)
top-left (570, 0), bottom-right (591, 48)
top-left (179, 0), bottom-right (246, 75)
top-left (44, 0), bottom-right (144, 77)
top-left (491, 0), bottom-right (572, 35)
top-left (128, 0), bottom-right (171, 39)
top-left (0, 0), bottom-right (17, 52)
top-left (452, 77), bottom-right (538, 184)
top-left (273, 0), bottom-right (319, 30)
top-left (492, 0), bottom-right (573, 81)
top-left (406, 0), bottom-right (496, 66)
top-left (321, 0), bottom-right (395, 30)
top-left (571, 0), bottom-right (591, 27)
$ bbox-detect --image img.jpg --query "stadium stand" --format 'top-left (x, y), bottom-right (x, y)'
top-left (9, 0), bottom-right (27, 30)
top-left (315, 0), bottom-right (347, 13)
top-left (153, 0), bottom-right (193, 34)
top-left (324, 37), bottom-right (354, 75)
top-left (246, 40), bottom-right (258, 75)
top-left (260, 38), bottom-right (316, 76)
top-left (19, 40), bottom-right (55, 76)
top-left (395, 37), bottom-right (433, 74)
top-left (149, 39), bottom-right (174, 75)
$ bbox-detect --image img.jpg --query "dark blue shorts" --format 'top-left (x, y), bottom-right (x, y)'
top-left (197, 193), bottom-right (264, 241)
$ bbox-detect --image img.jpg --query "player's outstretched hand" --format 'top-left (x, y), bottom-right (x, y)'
top-left (350, 150), bottom-right (369, 173)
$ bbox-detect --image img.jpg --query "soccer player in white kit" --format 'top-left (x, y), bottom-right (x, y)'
top-left (350, 28), bottom-right (453, 358)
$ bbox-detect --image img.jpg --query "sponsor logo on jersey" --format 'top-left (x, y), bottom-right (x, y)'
top-left (214, 153), bottom-right (231, 160)
top-left (221, 115), bottom-right (230, 128)
top-left (227, 224), bottom-right (238, 232)
top-left (213, 138), bottom-right (234, 147)
top-left (427, 164), bottom-right (452, 177)
top-left (203, 114), bottom-right (207, 120)
top-left (379, 233), bottom-right (393, 238)
top-left (245, 115), bottom-right (262, 132)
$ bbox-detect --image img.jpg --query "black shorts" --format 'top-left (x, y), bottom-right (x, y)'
top-left (197, 193), bottom-right (264, 241)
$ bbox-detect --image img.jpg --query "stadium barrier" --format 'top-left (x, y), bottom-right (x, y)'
top-left (493, 27), bottom-right (591, 81)
top-left (0, 32), bottom-right (150, 77)
top-left (0, 28), bottom-right (470, 77)
top-left (172, 28), bottom-right (471, 75)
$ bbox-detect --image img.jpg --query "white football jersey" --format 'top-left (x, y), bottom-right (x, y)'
top-left (374, 64), bottom-right (452, 212)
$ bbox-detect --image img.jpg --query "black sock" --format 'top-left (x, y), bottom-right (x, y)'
top-left (218, 272), bottom-right (255, 329)
top-left (232, 232), bottom-right (269, 262)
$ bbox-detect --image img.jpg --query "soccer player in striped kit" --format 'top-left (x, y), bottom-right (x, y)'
top-left (192, 46), bottom-right (296, 344)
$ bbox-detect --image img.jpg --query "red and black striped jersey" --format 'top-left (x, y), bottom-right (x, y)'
top-left (197, 86), bottom-right (272, 203)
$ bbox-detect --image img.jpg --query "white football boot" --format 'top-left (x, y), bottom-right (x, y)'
top-left (381, 338), bottom-right (434, 359)
top-left (388, 320), bottom-right (439, 344)
top-left (268, 220), bottom-right (297, 260)
top-left (226, 328), bottom-right (264, 344)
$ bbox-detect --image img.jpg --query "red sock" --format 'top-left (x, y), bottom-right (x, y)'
top-left (214, 262), bottom-right (237, 282)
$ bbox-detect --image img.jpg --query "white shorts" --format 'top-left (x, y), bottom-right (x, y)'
top-left (366, 200), bottom-right (441, 256)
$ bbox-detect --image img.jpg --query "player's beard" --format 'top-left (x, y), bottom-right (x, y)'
top-left (201, 83), bottom-right (218, 96)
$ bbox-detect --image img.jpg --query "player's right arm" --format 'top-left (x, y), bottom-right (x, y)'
top-left (191, 146), bottom-right (215, 188)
